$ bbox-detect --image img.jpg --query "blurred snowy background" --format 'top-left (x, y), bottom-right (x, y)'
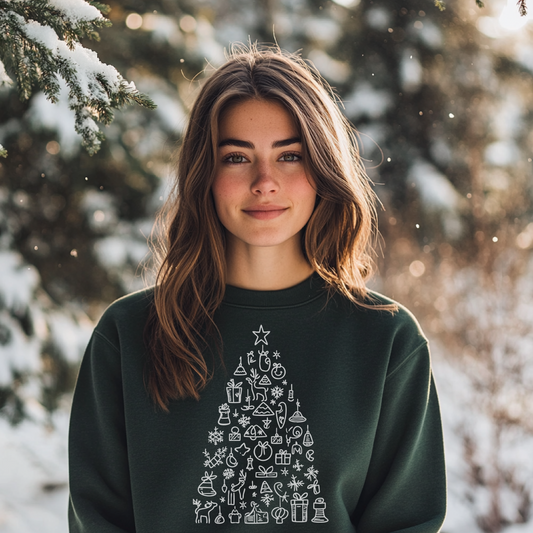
top-left (1, 0), bottom-right (533, 531)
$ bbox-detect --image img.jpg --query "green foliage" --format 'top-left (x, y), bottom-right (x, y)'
top-left (0, 0), bottom-right (156, 156)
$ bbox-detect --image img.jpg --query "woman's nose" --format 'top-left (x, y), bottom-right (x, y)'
top-left (251, 162), bottom-right (279, 195)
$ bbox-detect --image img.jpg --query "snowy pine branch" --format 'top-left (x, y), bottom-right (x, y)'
top-left (0, 0), bottom-right (156, 157)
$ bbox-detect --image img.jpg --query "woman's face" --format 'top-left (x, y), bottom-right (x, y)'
top-left (212, 99), bottom-right (316, 251)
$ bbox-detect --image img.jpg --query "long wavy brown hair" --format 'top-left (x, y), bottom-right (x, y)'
top-left (145, 44), bottom-right (394, 410)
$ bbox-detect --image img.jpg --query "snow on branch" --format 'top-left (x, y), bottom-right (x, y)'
top-left (0, 0), bottom-right (156, 157)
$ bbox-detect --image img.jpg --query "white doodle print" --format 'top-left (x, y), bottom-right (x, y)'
top-left (226, 450), bottom-right (238, 468)
top-left (253, 441), bottom-right (273, 462)
top-left (193, 500), bottom-right (217, 524)
top-left (271, 362), bottom-right (286, 380)
top-left (289, 400), bottom-right (306, 423)
top-left (238, 414), bottom-right (251, 428)
top-left (197, 472), bottom-right (217, 497)
top-left (312, 498), bottom-right (329, 523)
top-left (252, 325), bottom-right (270, 345)
top-left (226, 380), bottom-right (243, 403)
top-left (234, 357), bottom-right (247, 376)
top-left (241, 394), bottom-right (254, 411)
top-left (245, 502), bottom-right (269, 524)
top-left (271, 385), bottom-right (284, 400)
top-left (203, 448), bottom-right (226, 469)
top-left (261, 493), bottom-right (275, 506)
top-left (271, 482), bottom-right (290, 524)
top-left (217, 404), bottom-right (231, 425)
top-left (303, 426), bottom-right (314, 447)
top-left (247, 369), bottom-right (268, 402)
top-left (208, 427), bottom-right (224, 445)
top-left (288, 384), bottom-right (294, 402)
top-left (276, 402), bottom-right (287, 429)
top-left (192, 326), bottom-right (327, 525)
top-left (259, 347), bottom-right (271, 372)
top-left (229, 427), bottom-right (241, 442)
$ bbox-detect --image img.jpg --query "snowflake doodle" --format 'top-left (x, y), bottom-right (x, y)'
top-left (271, 386), bottom-right (284, 400)
top-left (208, 427), bottom-right (224, 445)
top-left (223, 468), bottom-right (235, 479)
top-left (240, 502), bottom-right (247, 509)
top-left (220, 496), bottom-right (225, 503)
top-left (281, 468), bottom-right (289, 476)
top-left (287, 475), bottom-right (304, 491)
top-left (273, 351), bottom-right (281, 359)
top-left (238, 414), bottom-right (251, 428)
top-left (293, 459), bottom-right (303, 472)
top-left (304, 466), bottom-right (319, 480)
top-left (261, 493), bottom-right (275, 507)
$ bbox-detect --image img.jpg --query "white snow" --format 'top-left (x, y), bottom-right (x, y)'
top-left (417, 21), bottom-right (443, 49)
top-left (484, 140), bottom-right (520, 166)
top-left (0, 251), bottom-right (39, 311)
top-left (400, 49), bottom-right (423, 93)
top-left (48, 0), bottom-right (103, 23)
top-left (0, 60), bottom-right (13, 86)
top-left (26, 79), bottom-right (81, 157)
top-left (307, 49), bottom-right (350, 84)
top-left (343, 83), bottom-right (393, 120)
top-left (304, 17), bottom-right (342, 46)
top-left (365, 8), bottom-right (391, 31)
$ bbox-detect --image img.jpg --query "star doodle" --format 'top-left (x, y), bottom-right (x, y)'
top-left (282, 380), bottom-right (288, 386)
top-left (252, 325), bottom-right (270, 345)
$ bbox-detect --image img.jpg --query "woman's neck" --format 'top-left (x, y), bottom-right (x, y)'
top-left (224, 235), bottom-right (314, 291)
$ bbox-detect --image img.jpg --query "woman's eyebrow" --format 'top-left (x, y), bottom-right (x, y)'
top-left (218, 137), bottom-right (301, 149)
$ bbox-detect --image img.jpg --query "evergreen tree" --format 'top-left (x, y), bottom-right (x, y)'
top-left (0, 0), bottom-right (155, 156)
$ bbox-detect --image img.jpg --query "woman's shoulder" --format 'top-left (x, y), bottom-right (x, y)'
top-left (332, 288), bottom-right (429, 355)
top-left (93, 287), bottom-right (154, 345)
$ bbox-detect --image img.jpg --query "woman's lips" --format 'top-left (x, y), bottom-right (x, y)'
top-left (243, 205), bottom-right (288, 220)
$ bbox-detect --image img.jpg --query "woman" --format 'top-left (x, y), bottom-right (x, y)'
top-left (68, 46), bottom-right (446, 532)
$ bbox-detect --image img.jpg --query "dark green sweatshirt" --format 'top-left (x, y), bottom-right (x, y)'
top-left (68, 274), bottom-right (446, 532)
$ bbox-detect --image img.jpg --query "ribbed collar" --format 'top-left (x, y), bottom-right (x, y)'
top-left (222, 273), bottom-right (326, 309)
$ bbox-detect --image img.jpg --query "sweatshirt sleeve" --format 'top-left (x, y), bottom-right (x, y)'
top-left (352, 341), bottom-right (447, 533)
top-left (68, 329), bottom-right (136, 533)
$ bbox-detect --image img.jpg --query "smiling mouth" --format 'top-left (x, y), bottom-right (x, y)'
top-left (243, 207), bottom-right (288, 220)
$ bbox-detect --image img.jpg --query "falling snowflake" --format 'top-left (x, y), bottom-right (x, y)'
top-left (270, 399), bottom-right (276, 405)
top-left (293, 459), bottom-right (303, 472)
top-left (273, 351), bottom-right (281, 359)
top-left (240, 502), bottom-right (247, 509)
top-left (223, 468), bottom-right (235, 479)
top-left (220, 496), bottom-right (225, 503)
top-left (238, 414), bottom-right (251, 428)
top-left (281, 468), bottom-right (289, 476)
top-left (261, 493), bottom-right (275, 507)
top-left (271, 386), bottom-right (284, 399)
top-left (304, 466), bottom-right (319, 480)
top-left (287, 475), bottom-right (304, 491)
top-left (208, 427), bottom-right (224, 445)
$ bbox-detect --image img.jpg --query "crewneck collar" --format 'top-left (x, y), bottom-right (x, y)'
top-left (222, 273), bottom-right (326, 309)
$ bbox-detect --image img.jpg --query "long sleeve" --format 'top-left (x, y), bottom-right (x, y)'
top-left (352, 342), bottom-right (447, 533)
top-left (68, 330), bottom-right (135, 533)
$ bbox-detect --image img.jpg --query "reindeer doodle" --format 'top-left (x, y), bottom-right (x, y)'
top-left (246, 369), bottom-right (268, 402)
top-left (192, 500), bottom-right (217, 524)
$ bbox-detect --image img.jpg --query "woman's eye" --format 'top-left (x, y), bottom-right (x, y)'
top-left (224, 154), bottom-right (247, 164)
top-left (279, 153), bottom-right (301, 162)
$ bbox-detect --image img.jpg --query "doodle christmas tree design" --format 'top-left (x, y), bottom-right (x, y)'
top-left (192, 325), bottom-right (329, 525)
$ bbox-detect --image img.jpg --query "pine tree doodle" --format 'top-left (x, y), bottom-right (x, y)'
top-left (192, 325), bottom-right (329, 524)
